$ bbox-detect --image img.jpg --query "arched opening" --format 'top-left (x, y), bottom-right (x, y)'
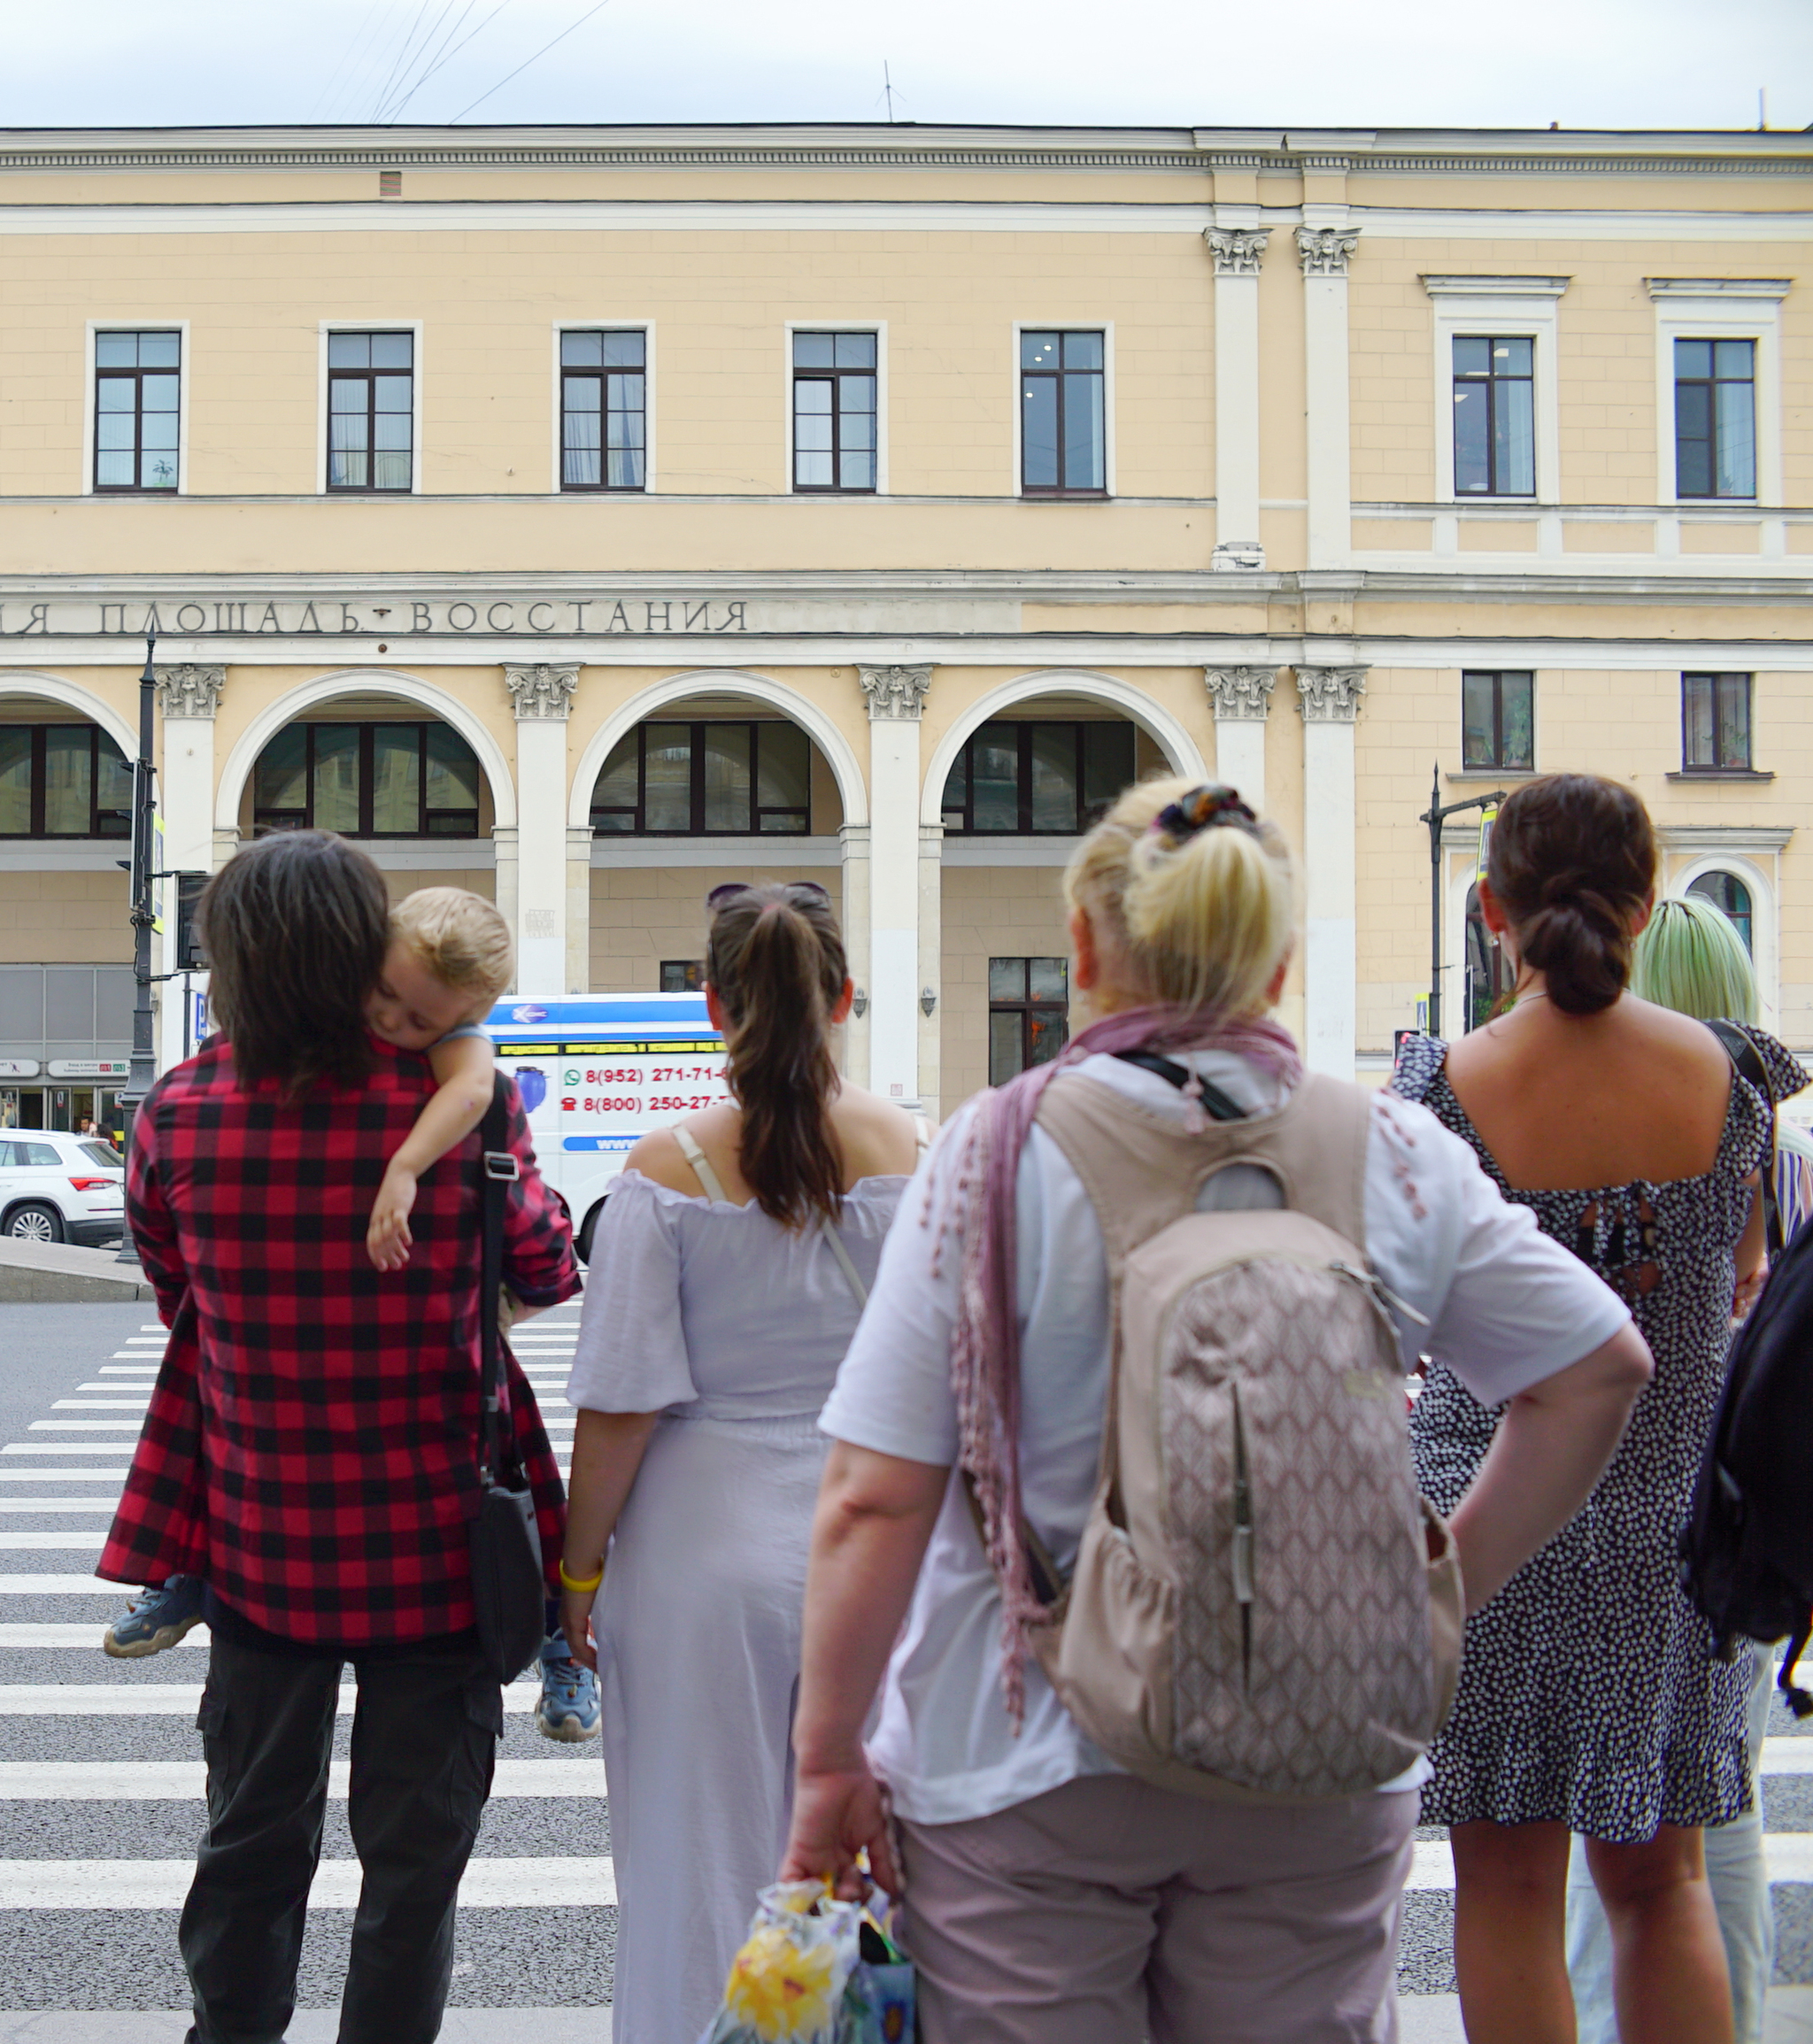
top-left (245, 710), bottom-right (490, 842)
top-left (1687, 868), bottom-right (1754, 954)
top-left (1462, 883), bottom-right (1507, 1033)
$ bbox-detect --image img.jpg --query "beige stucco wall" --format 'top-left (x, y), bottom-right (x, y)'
top-left (589, 861), bottom-right (845, 995)
top-left (0, 870), bottom-right (133, 965)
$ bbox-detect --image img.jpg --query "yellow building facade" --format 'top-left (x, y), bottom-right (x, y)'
top-left (0, 120), bottom-right (1807, 1133)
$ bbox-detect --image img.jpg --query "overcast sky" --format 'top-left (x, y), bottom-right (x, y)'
top-left (7, 0), bottom-right (1809, 136)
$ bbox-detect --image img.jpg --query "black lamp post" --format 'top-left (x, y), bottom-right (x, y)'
top-left (114, 627), bottom-right (158, 1266)
top-left (1417, 764), bottom-right (1505, 1039)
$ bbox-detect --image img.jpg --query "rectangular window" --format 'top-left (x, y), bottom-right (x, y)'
top-left (792, 332), bottom-right (877, 492)
top-left (1020, 330), bottom-right (1106, 495)
top-left (1452, 336), bottom-right (1534, 497)
top-left (588, 722), bottom-right (812, 835)
top-left (940, 722), bottom-right (1134, 835)
top-left (988, 957), bottom-right (1070, 1086)
top-left (1682, 674), bottom-right (1753, 773)
top-left (0, 727), bottom-right (133, 838)
top-left (93, 330), bottom-right (181, 492)
top-left (1460, 672), bottom-right (1535, 772)
top-left (1674, 338), bottom-right (1756, 499)
top-left (561, 330), bottom-right (645, 490)
top-left (252, 722), bottom-right (480, 835)
top-left (327, 331), bottom-right (414, 492)
top-left (660, 960), bottom-right (705, 993)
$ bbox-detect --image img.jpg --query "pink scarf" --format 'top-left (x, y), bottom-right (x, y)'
top-left (926, 1001), bottom-right (1303, 1725)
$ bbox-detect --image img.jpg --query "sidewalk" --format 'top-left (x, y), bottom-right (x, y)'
top-left (1400, 1986), bottom-right (1813, 2041)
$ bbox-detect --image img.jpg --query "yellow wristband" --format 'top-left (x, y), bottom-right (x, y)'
top-left (559, 1558), bottom-right (604, 1594)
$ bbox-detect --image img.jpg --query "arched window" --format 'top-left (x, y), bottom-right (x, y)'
top-left (1687, 869), bottom-right (1754, 954)
top-left (252, 721), bottom-right (481, 837)
top-left (590, 720), bottom-right (813, 836)
top-left (1463, 883), bottom-right (1508, 1033)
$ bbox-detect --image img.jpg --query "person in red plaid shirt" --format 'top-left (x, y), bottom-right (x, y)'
top-left (99, 830), bottom-right (580, 2044)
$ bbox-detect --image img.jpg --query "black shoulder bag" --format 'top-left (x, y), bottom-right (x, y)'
top-left (1708, 1019), bottom-right (1785, 1259)
top-left (467, 1076), bottom-right (548, 1685)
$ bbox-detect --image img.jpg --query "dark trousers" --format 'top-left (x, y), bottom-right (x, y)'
top-left (181, 1629), bottom-right (502, 2044)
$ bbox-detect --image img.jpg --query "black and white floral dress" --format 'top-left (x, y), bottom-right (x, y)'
top-left (1393, 1025), bottom-right (1808, 1842)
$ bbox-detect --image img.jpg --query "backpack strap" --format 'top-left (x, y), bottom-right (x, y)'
top-left (1708, 1020), bottom-right (1785, 1260)
top-left (671, 1122), bottom-right (732, 1206)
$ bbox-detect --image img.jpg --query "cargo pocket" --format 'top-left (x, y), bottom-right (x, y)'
top-left (455, 1675), bottom-right (503, 1816)
top-left (196, 1695), bottom-right (234, 1823)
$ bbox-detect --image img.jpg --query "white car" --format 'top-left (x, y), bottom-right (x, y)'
top-left (0, 1131), bottom-right (127, 1247)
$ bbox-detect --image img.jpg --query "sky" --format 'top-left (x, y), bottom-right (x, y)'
top-left (5, 0), bottom-right (1809, 136)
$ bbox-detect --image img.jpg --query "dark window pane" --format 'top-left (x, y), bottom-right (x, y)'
top-left (370, 333), bottom-right (413, 369)
top-left (425, 725), bottom-right (480, 820)
top-left (254, 725), bottom-right (309, 817)
top-left (95, 333), bottom-right (138, 367)
top-left (989, 1011), bottom-right (1023, 1086)
top-left (1022, 376), bottom-right (1059, 490)
top-left (1029, 957), bottom-right (1069, 1004)
top-left (0, 730), bottom-right (31, 834)
top-left (1030, 726), bottom-right (1079, 832)
top-left (592, 732), bottom-right (639, 817)
top-left (701, 724), bottom-right (752, 832)
top-left (603, 330), bottom-right (644, 367)
top-left (940, 752), bottom-right (968, 828)
top-left (1081, 724), bottom-right (1135, 821)
top-left (1453, 336), bottom-right (1492, 376)
top-left (1462, 672), bottom-right (1496, 768)
top-left (1025, 1007), bottom-right (1068, 1068)
top-left (369, 729), bottom-right (420, 833)
top-left (1499, 675), bottom-right (1535, 771)
top-left (972, 727), bottom-right (1021, 831)
top-left (1021, 331), bottom-right (1060, 371)
top-left (660, 960), bottom-right (705, 993)
top-left (1687, 870), bottom-right (1754, 953)
top-left (328, 334), bottom-right (370, 368)
top-left (562, 330), bottom-right (604, 366)
top-left (1063, 331), bottom-right (1104, 371)
top-left (989, 958), bottom-right (1026, 1003)
top-left (94, 737), bottom-right (133, 829)
top-left (1683, 675), bottom-right (1715, 768)
top-left (1454, 385), bottom-right (1490, 494)
top-left (756, 722), bottom-right (810, 817)
top-left (1717, 676), bottom-right (1751, 769)
top-left (42, 729), bottom-right (91, 836)
top-left (793, 333), bottom-right (836, 368)
top-left (312, 725), bottom-right (360, 834)
top-left (644, 724), bottom-right (691, 831)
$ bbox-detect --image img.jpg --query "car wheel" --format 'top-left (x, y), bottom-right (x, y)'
top-left (6, 1204), bottom-right (65, 1246)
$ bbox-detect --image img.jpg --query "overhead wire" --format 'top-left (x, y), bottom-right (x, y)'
top-left (384, 0), bottom-right (515, 120)
top-left (448, 0), bottom-right (613, 122)
top-left (368, 0), bottom-right (438, 122)
top-left (309, 0), bottom-right (394, 121)
top-left (378, 0), bottom-right (482, 121)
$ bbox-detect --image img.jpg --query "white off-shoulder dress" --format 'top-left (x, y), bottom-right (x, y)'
top-left (566, 1159), bottom-right (913, 2044)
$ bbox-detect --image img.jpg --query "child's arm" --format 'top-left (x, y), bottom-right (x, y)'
top-left (367, 1032), bottom-right (497, 1271)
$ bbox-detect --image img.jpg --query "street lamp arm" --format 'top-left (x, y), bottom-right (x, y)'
top-left (1419, 766), bottom-right (1508, 1044)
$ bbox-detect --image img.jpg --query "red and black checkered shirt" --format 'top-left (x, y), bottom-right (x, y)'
top-left (98, 1035), bottom-right (581, 1645)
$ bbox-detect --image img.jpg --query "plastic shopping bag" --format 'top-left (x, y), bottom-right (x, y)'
top-left (700, 1881), bottom-right (863, 2044)
top-left (840, 1909), bottom-right (916, 2043)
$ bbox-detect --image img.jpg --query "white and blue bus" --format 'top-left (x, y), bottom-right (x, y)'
top-left (482, 992), bottom-right (729, 1260)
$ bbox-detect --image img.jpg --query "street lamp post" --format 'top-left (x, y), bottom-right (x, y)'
top-left (114, 628), bottom-right (158, 1266)
top-left (1417, 764), bottom-right (1505, 1039)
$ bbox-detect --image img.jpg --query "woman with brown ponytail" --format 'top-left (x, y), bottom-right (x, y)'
top-left (1395, 773), bottom-right (1795, 2044)
top-left (558, 882), bottom-right (925, 2044)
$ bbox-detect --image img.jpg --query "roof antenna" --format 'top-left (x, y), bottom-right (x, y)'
top-left (883, 59), bottom-right (899, 122)
top-left (1757, 88), bottom-right (1768, 130)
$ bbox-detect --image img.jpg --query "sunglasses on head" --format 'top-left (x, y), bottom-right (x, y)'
top-left (706, 880), bottom-right (831, 910)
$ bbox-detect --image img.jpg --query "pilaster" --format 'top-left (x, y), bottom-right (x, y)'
top-left (1205, 218), bottom-right (1269, 571)
top-left (504, 662), bottom-right (578, 992)
top-left (918, 822), bottom-right (944, 1118)
top-left (857, 663), bottom-right (932, 1104)
top-left (1297, 222), bottom-right (1360, 570)
top-left (566, 826), bottom-right (593, 994)
top-left (1203, 665), bottom-right (1276, 813)
top-left (1296, 665), bottom-right (1367, 1077)
top-left (155, 665), bottom-right (224, 1072)
top-left (838, 822), bottom-right (872, 1084)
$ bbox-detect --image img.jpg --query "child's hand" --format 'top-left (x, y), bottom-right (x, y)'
top-left (367, 1164), bottom-right (420, 1272)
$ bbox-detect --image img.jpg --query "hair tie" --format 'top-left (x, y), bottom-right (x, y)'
top-left (1150, 784), bottom-right (1259, 847)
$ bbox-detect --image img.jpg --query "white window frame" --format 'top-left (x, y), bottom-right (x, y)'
top-left (1647, 280), bottom-right (1787, 509)
top-left (550, 320), bottom-right (656, 496)
top-left (316, 320), bottom-right (424, 498)
top-left (1423, 278), bottom-right (1567, 508)
top-left (1011, 320), bottom-right (1115, 500)
top-left (83, 320), bottom-right (191, 498)
top-left (1456, 665), bottom-right (1539, 778)
top-left (782, 321), bottom-right (888, 498)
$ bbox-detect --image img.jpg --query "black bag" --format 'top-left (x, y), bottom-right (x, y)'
top-left (1679, 1195), bottom-right (1813, 1717)
top-left (1708, 1020), bottom-right (1786, 1258)
top-left (467, 1076), bottom-right (547, 1685)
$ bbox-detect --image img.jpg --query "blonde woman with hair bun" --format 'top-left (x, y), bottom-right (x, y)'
top-left (782, 779), bottom-right (1652, 2044)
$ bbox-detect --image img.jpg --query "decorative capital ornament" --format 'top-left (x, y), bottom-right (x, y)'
top-left (1296, 667), bottom-right (1369, 722)
top-left (154, 664), bottom-right (226, 720)
top-left (1203, 227), bottom-right (1269, 277)
top-left (1203, 667), bottom-right (1277, 722)
top-left (858, 663), bottom-right (933, 721)
top-left (1296, 226), bottom-right (1360, 278)
top-left (504, 662), bottom-right (579, 721)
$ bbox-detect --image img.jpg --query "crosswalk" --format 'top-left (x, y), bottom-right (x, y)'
top-left (0, 1301), bottom-right (613, 2027)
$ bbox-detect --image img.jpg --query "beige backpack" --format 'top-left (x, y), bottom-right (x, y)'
top-left (1021, 1069), bottom-right (1463, 1801)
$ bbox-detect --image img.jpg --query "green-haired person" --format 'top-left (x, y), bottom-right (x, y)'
top-left (1567, 887), bottom-right (1812, 2044)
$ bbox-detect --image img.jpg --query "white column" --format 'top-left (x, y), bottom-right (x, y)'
top-left (565, 826), bottom-right (593, 995)
top-left (838, 822), bottom-right (872, 1083)
top-left (1296, 666), bottom-right (1367, 1078)
top-left (1203, 666), bottom-right (1276, 812)
top-left (857, 664), bottom-right (933, 1105)
top-left (917, 821), bottom-right (944, 1116)
top-left (1298, 223), bottom-right (1359, 571)
top-left (491, 827), bottom-right (519, 990)
top-left (155, 663), bottom-right (224, 1068)
top-left (1204, 222), bottom-right (1269, 573)
top-left (503, 662), bottom-right (576, 993)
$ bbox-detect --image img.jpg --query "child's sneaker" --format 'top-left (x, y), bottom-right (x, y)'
top-left (535, 1631), bottom-right (601, 1743)
top-left (104, 1576), bottom-right (206, 1659)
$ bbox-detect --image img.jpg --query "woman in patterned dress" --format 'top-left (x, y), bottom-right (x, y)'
top-left (1393, 774), bottom-right (1779, 2044)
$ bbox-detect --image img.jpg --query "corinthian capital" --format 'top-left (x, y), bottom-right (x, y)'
top-left (1296, 226), bottom-right (1360, 278)
top-left (154, 663), bottom-right (225, 721)
top-left (858, 664), bottom-right (933, 721)
top-left (1204, 227), bottom-right (1269, 277)
top-left (504, 662), bottom-right (579, 721)
top-left (1203, 667), bottom-right (1277, 722)
top-left (1296, 667), bottom-right (1369, 722)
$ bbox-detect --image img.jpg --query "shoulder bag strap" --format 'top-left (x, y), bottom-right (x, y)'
top-left (1708, 1020), bottom-right (1785, 1259)
top-left (671, 1122), bottom-right (733, 1205)
top-left (477, 1074), bottom-right (517, 1483)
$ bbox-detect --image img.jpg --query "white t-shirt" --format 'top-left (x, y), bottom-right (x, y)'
top-left (819, 1049), bottom-right (1634, 1826)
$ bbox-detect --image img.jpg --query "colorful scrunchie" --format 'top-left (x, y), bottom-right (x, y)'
top-left (1150, 783), bottom-right (1259, 845)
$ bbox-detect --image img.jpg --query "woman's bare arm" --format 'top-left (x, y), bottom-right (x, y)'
top-left (557, 1406), bottom-right (662, 1670)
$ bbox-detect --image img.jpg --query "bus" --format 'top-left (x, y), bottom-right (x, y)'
top-left (482, 992), bottom-right (729, 1261)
